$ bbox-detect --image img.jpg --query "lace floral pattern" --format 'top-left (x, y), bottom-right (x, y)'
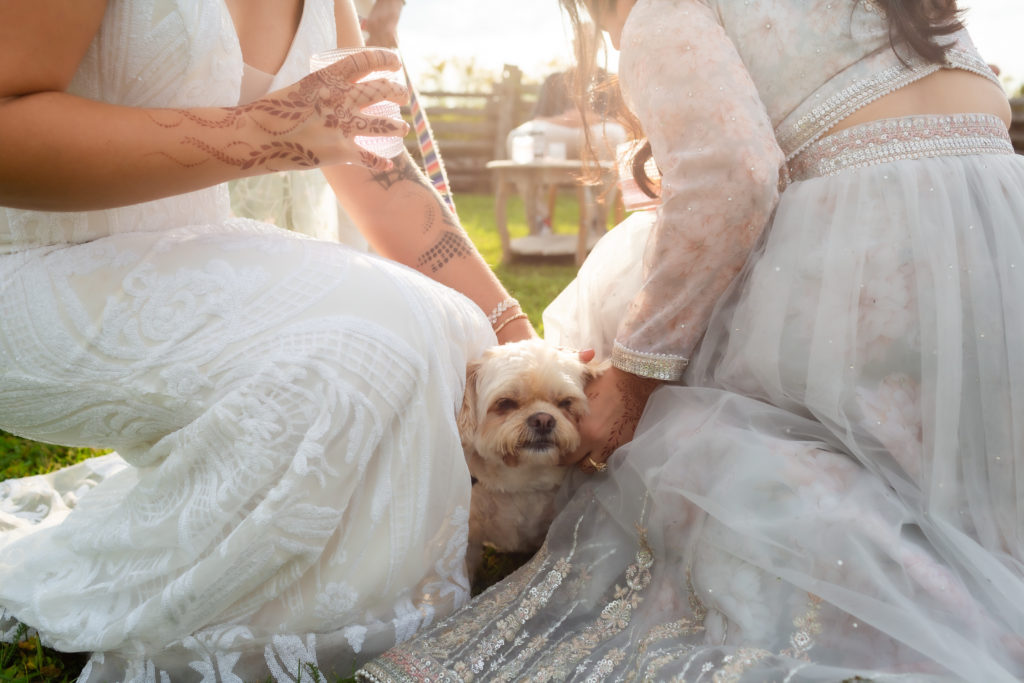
top-left (0, 222), bottom-right (493, 680)
top-left (0, 2), bottom-right (496, 680)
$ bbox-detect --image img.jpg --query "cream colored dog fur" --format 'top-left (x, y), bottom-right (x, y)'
top-left (458, 339), bottom-right (602, 573)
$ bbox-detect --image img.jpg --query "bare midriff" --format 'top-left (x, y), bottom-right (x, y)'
top-left (829, 68), bottom-right (1012, 135)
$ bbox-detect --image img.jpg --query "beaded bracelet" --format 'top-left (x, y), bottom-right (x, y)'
top-left (487, 297), bottom-right (520, 326)
top-left (493, 312), bottom-right (530, 336)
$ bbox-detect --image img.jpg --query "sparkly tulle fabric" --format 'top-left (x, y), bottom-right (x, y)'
top-left (0, 1), bottom-right (494, 681)
top-left (357, 1), bottom-right (1024, 681)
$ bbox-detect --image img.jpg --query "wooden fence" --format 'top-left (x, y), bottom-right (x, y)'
top-left (405, 65), bottom-right (538, 193)
top-left (408, 81), bottom-right (1024, 194)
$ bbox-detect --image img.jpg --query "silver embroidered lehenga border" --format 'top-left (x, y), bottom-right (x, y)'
top-left (788, 113), bottom-right (1014, 181)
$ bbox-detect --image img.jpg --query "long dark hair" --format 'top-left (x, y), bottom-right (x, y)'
top-left (884, 0), bottom-right (965, 64)
top-left (564, 0), bottom-right (966, 199)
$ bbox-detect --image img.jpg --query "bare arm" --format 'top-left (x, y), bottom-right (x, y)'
top-left (0, 0), bottom-right (533, 343)
top-left (0, 0), bottom-right (405, 211)
top-left (323, 0), bottom-right (536, 344)
top-left (364, 0), bottom-right (405, 48)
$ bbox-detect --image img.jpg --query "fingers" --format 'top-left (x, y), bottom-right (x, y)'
top-left (358, 149), bottom-right (394, 172)
top-left (562, 444), bottom-right (590, 467)
top-left (348, 113), bottom-right (408, 171)
top-left (566, 435), bottom-right (612, 472)
top-left (575, 451), bottom-right (611, 474)
top-left (352, 112), bottom-right (409, 138)
top-left (351, 78), bottom-right (409, 109)
top-left (552, 345), bottom-right (595, 362)
top-left (336, 47), bottom-right (403, 82)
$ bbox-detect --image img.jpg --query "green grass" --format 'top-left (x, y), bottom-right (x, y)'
top-left (0, 626), bottom-right (86, 683)
top-left (0, 191), bottom-right (585, 683)
top-left (0, 433), bottom-right (108, 482)
top-left (455, 191), bottom-right (583, 336)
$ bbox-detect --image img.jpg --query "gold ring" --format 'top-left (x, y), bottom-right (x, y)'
top-left (586, 456), bottom-right (608, 473)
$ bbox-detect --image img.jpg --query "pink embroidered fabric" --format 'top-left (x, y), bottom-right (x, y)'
top-left (612, 0), bottom-right (785, 379)
top-left (611, 0), bottom-right (1002, 380)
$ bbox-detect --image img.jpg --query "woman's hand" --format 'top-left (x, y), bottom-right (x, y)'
top-left (257, 48), bottom-right (409, 172)
top-left (0, 45), bottom-right (408, 210)
top-left (567, 365), bottom-right (661, 472)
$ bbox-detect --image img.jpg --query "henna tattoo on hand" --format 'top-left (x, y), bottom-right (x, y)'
top-left (416, 231), bottom-right (474, 273)
top-left (600, 372), bottom-right (659, 460)
top-left (148, 61), bottom-right (403, 171)
top-left (359, 149), bottom-right (393, 171)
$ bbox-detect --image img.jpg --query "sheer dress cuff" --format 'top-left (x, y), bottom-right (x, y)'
top-left (612, 341), bottom-right (689, 381)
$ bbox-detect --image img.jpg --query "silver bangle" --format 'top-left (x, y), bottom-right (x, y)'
top-left (493, 312), bottom-right (530, 336)
top-left (487, 297), bottom-right (520, 325)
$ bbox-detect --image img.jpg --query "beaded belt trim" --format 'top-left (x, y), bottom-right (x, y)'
top-left (788, 113), bottom-right (1014, 181)
top-left (775, 49), bottom-right (1000, 160)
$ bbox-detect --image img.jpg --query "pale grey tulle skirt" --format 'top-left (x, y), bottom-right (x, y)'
top-left (360, 116), bottom-right (1024, 681)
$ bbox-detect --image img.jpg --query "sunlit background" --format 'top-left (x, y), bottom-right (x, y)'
top-left (396, 0), bottom-right (1022, 94)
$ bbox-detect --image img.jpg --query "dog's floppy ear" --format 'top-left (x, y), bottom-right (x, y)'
top-left (457, 359), bottom-right (482, 440)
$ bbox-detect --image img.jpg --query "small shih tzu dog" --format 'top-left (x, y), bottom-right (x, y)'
top-left (458, 339), bottom-right (603, 573)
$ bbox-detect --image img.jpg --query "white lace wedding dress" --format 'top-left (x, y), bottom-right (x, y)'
top-left (0, 2), bottom-right (493, 681)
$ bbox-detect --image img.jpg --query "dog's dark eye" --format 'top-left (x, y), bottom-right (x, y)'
top-left (494, 398), bottom-right (519, 412)
top-left (557, 398), bottom-right (574, 409)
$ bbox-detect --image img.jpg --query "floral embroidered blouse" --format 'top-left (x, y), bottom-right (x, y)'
top-left (611, 0), bottom-right (1001, 380)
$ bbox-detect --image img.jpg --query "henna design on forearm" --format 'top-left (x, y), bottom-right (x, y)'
top-left (148, 62), bottom-right (404, 170)
top-left (367, 154), bottom-right (421, 190)
top-left (175, 138), bottom-right (319, 171)
top-left (600, 373), bottom-right (659, 460)
top-left (416, 231), bottom-right (474, 273)
top-left (149, 108), bottom-right (245, 130)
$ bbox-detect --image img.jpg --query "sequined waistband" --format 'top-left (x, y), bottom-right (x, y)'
top-left (787, 113), bottom-right (1014, 181)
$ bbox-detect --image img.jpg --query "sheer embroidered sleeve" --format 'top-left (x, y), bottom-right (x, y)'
top-left (611, 0), bottom-right (785, 380)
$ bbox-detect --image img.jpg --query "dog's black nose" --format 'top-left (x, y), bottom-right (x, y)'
top-left (527, 412), bottom-right (556, 435)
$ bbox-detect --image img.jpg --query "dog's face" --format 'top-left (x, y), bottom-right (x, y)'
top-left (459, 340), bottom-right (597, 491)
